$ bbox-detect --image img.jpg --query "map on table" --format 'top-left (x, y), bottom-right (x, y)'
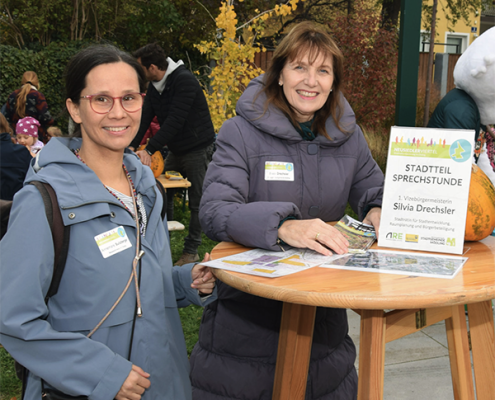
top-left (203, 248), bottom-right (468, 279)
top-left (319, 249), bottom-right (467, 279)
top-left (202, 248), bottom-right (345, 278)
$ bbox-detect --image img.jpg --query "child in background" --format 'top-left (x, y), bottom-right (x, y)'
top-left (16, 116), bottom-right (44, 156)
top-left (46, 126), bottom-right (62, 141)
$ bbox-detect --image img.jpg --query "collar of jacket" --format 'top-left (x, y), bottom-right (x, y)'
top-left (235, 74), bottom-right (357, 148)
top-left (25, 137), bottom-right (157, 224)
top-left (152, 57), bottom-right (184, 94)
top-left (0, 132), bottom-right (12, 142)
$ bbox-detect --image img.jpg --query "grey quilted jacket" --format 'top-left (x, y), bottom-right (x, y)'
top-left (190, 75), bottom-right (384, 400)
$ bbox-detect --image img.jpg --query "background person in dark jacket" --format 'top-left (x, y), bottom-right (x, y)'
top-left (0, 113), bottom-right (31, 201)
top-left (190, 22), bottom-right (383, 400)
top-left (130, 43), bottom-right (215, 266)
top-left (5, 71), bottom-right (54, 143)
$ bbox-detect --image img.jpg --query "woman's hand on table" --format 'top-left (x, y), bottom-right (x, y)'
top-left (135, 150), bottom-right (152, 167)
top-left (115, 364), bottom-right (151, 400)
top-left (191, 253), bottom-right (216, 295)
top-left (363, 207), bottom-right (381, 239)
top-left (278, 219), bottom-right (349, 256)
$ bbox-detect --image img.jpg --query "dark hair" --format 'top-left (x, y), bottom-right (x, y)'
top-left (262, 21), bottom-right (346, 139)
top-left (133, 43), bottom-right (169, 71)
top-left (0, 113), bottom-right (12, 135)
top-left (64, 44), bottom-right (147, 137)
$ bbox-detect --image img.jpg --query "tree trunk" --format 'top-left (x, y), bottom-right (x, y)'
top-left (423, 0), bottom-right (438, 127)
top-left (71, 0), bottom-right (79, 41)
top-left (347, 0), bottom-right (354, 15)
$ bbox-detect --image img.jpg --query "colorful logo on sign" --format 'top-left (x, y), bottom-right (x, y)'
top-left (449, 140), bottom-right (472, 163)
top-left (390, 135), bottom-right (452, 158)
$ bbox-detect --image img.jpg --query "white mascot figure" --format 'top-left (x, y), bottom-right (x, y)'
top-left (454, 26), bottom-right (495, 187)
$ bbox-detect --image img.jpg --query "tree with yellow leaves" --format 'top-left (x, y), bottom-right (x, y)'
top-left (195, 0), bottom-right (303, 132)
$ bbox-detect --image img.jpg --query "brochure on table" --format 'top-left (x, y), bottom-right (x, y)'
top-left (201, 248), bottom-right (344, 278)
top-left (378, 126), bottom-right (474, 255)
top-left (318, 249), bottom-right (467, 279)
top-left (203, 247), bottom-right (468, 279)
top-left (334, 214), bottom-right (376, 253)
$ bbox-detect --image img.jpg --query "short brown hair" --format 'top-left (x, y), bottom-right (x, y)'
top-left (262, 21), bottom-right (346, 139)
top-left (47, 126), bottom-right (62, 137)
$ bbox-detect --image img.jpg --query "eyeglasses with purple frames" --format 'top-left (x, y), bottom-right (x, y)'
top-left (80, 93), bottom-right (146, 114)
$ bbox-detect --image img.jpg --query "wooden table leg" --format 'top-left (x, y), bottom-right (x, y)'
top-left (272, 302), bottom-right (316, 400)
top-left (445, 305), bottom-right (475, 400)
top-left (358, 310), bottom-right (386, 400)
top-left (467, 300), bottom-right (495, 400)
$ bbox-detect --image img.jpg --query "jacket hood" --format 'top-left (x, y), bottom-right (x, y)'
top-left (235, 75), bottom-right (357, 147)
top-left (152, 58), bottom-right (185, 94)
top-left (25, 137), bottom-right (154, 210)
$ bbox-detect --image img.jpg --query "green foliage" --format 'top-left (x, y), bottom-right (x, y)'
top-left (178, 305), bottom-right (205, 354)
top-left (0, 0), bottom-right (210, 72)
top-left (0, 45), bottom-right (35, 96)
top-left (168, 194), bottom-right (218, 354)
top-left (330, 4), bottom-right (398, 132)
top-left (169, 194), bottom-right (218, 263)
top-left (0, 346), bottom-right (21, 399)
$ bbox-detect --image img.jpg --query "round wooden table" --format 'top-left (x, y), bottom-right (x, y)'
top-left (211, 237), bottom-right (495, 400)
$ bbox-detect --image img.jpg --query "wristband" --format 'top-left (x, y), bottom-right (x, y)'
top-left (145, 148), bottom-right (153, 156)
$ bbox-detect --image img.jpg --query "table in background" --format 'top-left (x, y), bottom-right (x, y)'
top-left (210, 237), bottom-right (495, 400)
top-left (157, 174), bottom-right (191, 213)
top-left (156, 175), bottom-right (191, 189)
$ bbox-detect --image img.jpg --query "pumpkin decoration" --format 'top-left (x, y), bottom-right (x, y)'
top-left (137, 144), bottom-right (165, 178)
top-left (464, 164), bottom-right (495, 241)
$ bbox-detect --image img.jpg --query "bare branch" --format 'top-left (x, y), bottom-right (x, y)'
top-left (193, 0), bottom-right (216, 24)
top-left (2, 5), bottom-right (25, 47)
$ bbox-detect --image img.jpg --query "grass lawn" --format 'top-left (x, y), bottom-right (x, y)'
top-left (0, 195), bottom-right (217, 400)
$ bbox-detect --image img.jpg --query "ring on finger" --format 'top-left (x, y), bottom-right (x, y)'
top-left (315, 232), bottom-right (321, 241)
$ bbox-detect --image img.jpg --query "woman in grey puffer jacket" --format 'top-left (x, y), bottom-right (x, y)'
top-left (190, 22), bottom-right (384, 400)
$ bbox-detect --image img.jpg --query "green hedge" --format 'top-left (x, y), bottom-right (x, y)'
top-left (0, 41), bottom-right (95, 132)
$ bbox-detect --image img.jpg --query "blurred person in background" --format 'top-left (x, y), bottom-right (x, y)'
top-left (5, 71), bottom-right (54, 142)
top-left (0, 113), bottom-right (31, 201)
top-left (46, 126), bottom-right (63, 141)
top-left (129, 43), bottom-right (215, 266)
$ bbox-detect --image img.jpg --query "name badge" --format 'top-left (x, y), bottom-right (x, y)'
top-left (95, 226), bottom-right (132, 258)
top-left (265, 161), bottom-right (294, 181)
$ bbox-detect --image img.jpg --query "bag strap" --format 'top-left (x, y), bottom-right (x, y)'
top-left (155, 178), bottom-right (167, 220)
top-left (0, 199), bottom-right (13, 238)
top-left (29, 182), bottom-right (71, 302)
top-left (19, 182), bottom-right (70, 400)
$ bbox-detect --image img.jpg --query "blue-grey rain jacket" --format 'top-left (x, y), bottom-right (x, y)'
top-left (190, 76), bottom-right (384, 399)
top-left (0, 137), bottom-right (216, 400)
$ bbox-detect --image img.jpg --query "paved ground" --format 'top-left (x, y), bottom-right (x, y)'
top-left (346, 305), bottom-right (495, 399)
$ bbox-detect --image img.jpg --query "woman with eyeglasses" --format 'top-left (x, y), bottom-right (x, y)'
top-left (0, 45), bottom-right (216, 400)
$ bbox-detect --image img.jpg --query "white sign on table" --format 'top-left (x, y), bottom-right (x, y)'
top-left (378, 126), bottom-right (474, 255)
